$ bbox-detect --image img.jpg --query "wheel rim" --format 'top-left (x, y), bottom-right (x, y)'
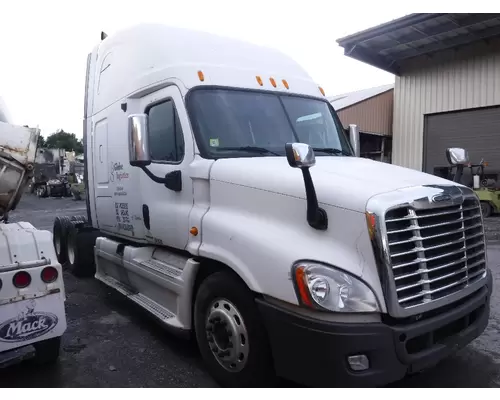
top-left (67, 233), bottom-right (76, 265)
top-left (205, 298), bottom-right (249, 372)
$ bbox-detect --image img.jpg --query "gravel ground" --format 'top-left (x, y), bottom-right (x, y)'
top-left (1, 195), bottom-right (500, 387)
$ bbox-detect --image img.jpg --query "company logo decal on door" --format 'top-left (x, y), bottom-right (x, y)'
top-left (0, 300), bottom-right (58, 343)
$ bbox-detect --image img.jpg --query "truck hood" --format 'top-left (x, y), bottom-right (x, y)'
top-left (209, 156), bottom-right (457, 213)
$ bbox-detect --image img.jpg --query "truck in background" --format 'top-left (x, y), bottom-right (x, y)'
top-left (29, 147), bottom-right (74, 198)
top-left (54, 24), bottom-right (492, 387)
top-left (0, 118), bottom-right (67, 368)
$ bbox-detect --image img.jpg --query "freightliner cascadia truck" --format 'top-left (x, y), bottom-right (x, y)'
top-left (53, 24), bottom-right (492, 387)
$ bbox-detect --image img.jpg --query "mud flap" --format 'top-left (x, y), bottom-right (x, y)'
top-left (0, 293), bottom-right (67, 354)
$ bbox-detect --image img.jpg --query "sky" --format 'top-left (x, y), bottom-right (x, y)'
top-left (0, 0), bottom-right (413, 138)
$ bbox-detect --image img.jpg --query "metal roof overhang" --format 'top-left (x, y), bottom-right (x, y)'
top-left (337, 13), bottom-right (500, 75)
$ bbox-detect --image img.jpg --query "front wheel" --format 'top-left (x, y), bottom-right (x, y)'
top-left (481, 201), bottom-right (493, 218)
top-left (194, 271), bottom-right (275, 387)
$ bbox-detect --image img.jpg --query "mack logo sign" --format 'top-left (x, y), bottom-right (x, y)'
top-left (0, 312), bottom-right (58, 343)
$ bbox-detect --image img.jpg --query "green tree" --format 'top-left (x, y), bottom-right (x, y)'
top-left (37, 135), bottom-right (46, 148)
top-left (45, 129), bottom-right (83, 153)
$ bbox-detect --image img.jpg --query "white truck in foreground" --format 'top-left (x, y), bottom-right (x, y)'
top-left (0, 116), bottom-right (66, 367)
top-left (54, 24), bottom-right (492, 387)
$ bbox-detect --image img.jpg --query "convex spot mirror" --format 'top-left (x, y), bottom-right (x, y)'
top-left (446, 147), bottom-right (469, 165)
top-left (128, 113), bottom-right (151, 167)
top-left (285, 143), bottom-right (316, 168)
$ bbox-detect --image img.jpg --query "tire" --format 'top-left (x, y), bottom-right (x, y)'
top-left (53, 216), bottom-right (73, 264)
top-left (53, 217), bottom-right (65, 263)
top-left (481, 201), bottom-right (493, 218)
top-left (70, 215), bottom-right (88, 224)
top-left (66, 226), bottom-right (99, 278)
top-left (194, 271), bottom-right (275, 387)
top-left (33, 336), bottom-right (61, 365)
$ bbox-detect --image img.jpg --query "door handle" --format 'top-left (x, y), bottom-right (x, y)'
top-left (99, 145), bottom-right (102, 163)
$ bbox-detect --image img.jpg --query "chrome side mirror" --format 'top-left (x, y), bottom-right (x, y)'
top-left (446, 147), bottom-right (469, 165)
top-left (284, 142), bottom-right (327, 231)
top-left (128, 114), bottom-right (151, 167)
top-left (348, 124), bottom-right (360, 157)
top-left (285, 143), bottom-right (316, 168)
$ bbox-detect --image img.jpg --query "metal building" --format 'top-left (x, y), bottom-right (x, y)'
top-left (336, 13), bottom-right (500, 184)
top-left (329, 84), bottom-right (394, 162)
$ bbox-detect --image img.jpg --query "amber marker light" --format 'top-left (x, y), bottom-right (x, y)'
top-left (294, 265), bottom-right (313, 307)
top-left (365, 212), bottom-right (376, 240)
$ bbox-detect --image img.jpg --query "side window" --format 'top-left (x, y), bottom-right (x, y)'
top-left (147, 100), bottom-right (185, 163)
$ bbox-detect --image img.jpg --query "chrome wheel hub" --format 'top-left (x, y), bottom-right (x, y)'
top-left (205, 299), bottom-right (249, 372)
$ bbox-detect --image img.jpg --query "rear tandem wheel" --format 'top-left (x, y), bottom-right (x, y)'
top-left (64, 222), bottom-right (99, 278)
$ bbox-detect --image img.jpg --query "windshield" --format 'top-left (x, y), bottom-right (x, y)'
top-left (187, 89), bottom-right (352, 158)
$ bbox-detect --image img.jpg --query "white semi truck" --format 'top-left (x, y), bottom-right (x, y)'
top-left (0, 112), bottom-right (66, 367)
top-left (54, 24), bottom-right (492, 387)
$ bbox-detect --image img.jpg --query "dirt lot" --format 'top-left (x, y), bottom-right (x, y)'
top-left (2, 195), bottom-right (500, 387)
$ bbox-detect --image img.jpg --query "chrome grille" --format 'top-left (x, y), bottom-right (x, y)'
top-left (385, 197), bottom-right (487, 310)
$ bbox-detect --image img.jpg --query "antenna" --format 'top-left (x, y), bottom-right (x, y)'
top-left (101, 31), bottom-right (108, 41)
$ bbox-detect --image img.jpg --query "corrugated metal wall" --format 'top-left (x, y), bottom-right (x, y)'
top-left (393, 39), bottom-right (500, 170)
top-left (337, 89), bottom-right (394, 135)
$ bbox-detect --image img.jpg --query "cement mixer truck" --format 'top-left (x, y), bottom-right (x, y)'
top-left (0, 104), bottom-right (66, 368)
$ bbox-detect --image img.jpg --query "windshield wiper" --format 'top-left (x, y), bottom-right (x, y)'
top-left (215, 146), bottom-right (280, 156)
top-left (312, 147), bottom-right (351, 156)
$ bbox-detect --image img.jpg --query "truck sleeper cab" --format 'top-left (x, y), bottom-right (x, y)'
top-left (54, 24), bottom-right (492, 387)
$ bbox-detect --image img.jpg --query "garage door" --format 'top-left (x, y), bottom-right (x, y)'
top-left (424, 106), bottom-right (500, 184)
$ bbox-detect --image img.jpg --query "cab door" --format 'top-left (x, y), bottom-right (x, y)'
top-left (138, 85), bottom-right (195, 250)
top-left (93, 117), bottom-right (115, 229)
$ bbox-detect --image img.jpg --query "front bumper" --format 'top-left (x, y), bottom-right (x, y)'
top-left (257, 270), bottom-right (492, 387)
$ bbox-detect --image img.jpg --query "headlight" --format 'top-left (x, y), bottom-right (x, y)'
top-left (292, 262), bottom-right (380, 312)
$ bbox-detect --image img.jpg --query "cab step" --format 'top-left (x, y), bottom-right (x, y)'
top-left (94, 237), bottom-right (200, 331)
top-left (139, 258), bottom-right (183, 280)
top-left (95, 273), bottom-right (177, 324)
top-left (95, 273), bottom-right (137, 297)
top-left (129, 293), bottom-right (175, 321)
